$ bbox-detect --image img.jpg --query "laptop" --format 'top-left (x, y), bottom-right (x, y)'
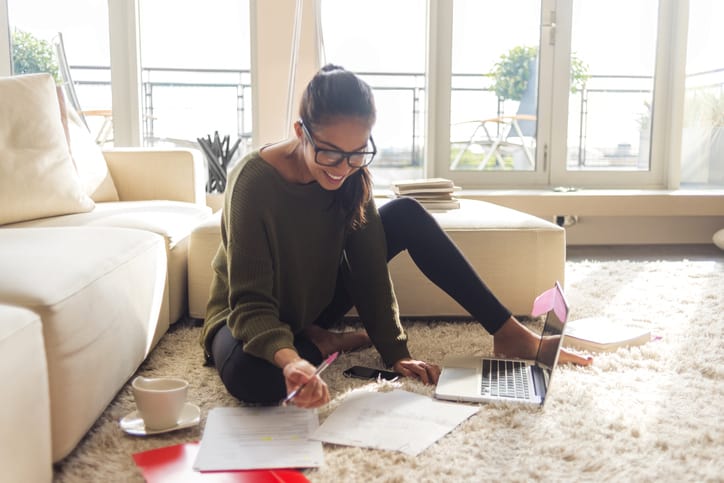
top-left (434, 281), bottom-right (569, 406)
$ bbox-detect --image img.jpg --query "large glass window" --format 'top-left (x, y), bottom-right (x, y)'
top-left (567, 0), bottom-right (658, 172)
top-left (680, 0), bottom-right (724, 187)
top-left (321, 0), bottom-right (426, 185)
top-left (437, 0), bottom-right (668, 188)
top-left (139, 0), bottom-right (251, 150)
top-left (8, 0), bottom-right (111, 142)
top-left (450, 0), bottom-right (541, 173)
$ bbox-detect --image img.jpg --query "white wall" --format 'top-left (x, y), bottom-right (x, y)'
top-left (250, 0), bottom-right (320, 147)
top-left (465, 190), bottom-right (724, 245)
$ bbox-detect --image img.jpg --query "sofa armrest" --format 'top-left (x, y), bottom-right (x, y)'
top-left (103, 148), bottom-right (206, 204)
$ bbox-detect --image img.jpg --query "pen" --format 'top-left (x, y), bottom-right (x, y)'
top-left (281, 351), bottom-right (339, 406)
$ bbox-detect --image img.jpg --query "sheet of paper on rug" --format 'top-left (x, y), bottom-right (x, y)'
top-left (193, 407), bottom-right (323, 472)
top-left (134, 442), bottom-right (310, 482)
top-left (310, 389), bottom-right (479, 456)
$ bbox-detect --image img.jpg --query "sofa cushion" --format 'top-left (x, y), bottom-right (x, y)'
top-left (0, 73), bottom-right (94, 225)
top-left (7, 200), bottom-right (211, 249)
top-left (0, 305), bottom-right (52, 483)
top-left (8, 200), bottom-right (213, 325)
top-left (61, 91), bottom-right (120, 202)
top-left (0, 227), bottom-right (167, 461)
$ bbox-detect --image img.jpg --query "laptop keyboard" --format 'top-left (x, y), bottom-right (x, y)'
top-left (481, 359), bottom-right (531, 399)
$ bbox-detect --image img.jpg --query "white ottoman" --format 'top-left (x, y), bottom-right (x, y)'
top-left (188, 211), bottom-right (224, 318)
top-left (380, 198), bottom-right (565, 317)
top-left (188, 199), bottom-right (565, 318)
top-left (0, 305), bottom-right (52, 483)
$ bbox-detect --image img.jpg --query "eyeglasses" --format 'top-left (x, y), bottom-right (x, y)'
top-left (300, 120), bottom-right (376, 168)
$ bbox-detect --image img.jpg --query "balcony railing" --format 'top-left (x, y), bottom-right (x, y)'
top-left (70, 66), bottom-right (722, 171)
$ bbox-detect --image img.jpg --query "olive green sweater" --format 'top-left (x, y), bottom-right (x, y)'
top-left (200, 151), bottom-right (410, 367)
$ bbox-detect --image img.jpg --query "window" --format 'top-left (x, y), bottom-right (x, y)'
top-left (449, 0), bottom-right (542, 174)
top-left (7, 0), bottom-right (112, 142)
top-left (680, 0), bottom-right (724, 187)
top-left (139, 0), bottom-right (251, 149)
top-left (437, 0), bottom-right (675, 189)
top-left (3, 0), bottom-right (722, 191)
top-left (566, 0), bottom-right (658, 173)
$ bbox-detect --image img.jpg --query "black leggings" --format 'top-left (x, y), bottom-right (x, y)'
top-left (211, 197), bottom-right (511, 404)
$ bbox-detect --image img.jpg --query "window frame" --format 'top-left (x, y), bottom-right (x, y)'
top-left (431, 0), bottom-right (689, 190)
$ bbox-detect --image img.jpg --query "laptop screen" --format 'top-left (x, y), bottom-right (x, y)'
top-left (533, 281), bottom-right (569, 372)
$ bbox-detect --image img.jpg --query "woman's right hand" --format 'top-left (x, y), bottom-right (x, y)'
top-left (277, 350), bottom-right (330, 408)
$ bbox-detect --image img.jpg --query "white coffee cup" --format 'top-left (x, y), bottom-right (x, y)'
top-left (131, 376), bottom-right (188, 430)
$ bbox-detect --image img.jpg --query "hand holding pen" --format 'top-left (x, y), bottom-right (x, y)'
top-left (281, 351), bottom-right (339, 407)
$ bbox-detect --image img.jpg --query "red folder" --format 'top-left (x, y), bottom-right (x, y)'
top-left (132, 442), bottom-right (310, 483)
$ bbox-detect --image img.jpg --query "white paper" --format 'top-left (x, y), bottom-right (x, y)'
top-left (193, 406), bottom-right (323, 471)
top-left (310, 389), bottom-right (479, 456)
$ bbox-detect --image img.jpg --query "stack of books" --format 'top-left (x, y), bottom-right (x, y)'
top-left (391, 178), bottom-right (461, 211)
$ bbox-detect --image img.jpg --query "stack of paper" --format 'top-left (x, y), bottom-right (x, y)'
top-left (391, 178), bottom-right (461, 211)
top-left (193, 406), bottom-right (323, 472)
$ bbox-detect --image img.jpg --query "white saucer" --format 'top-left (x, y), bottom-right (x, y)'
top-left (120, 402), bottom-right (201, 436)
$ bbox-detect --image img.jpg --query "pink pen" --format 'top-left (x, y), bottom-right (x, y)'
top-left (281, 351), bottom-right (339, 406)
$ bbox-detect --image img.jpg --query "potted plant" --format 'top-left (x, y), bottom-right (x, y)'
top-left (196, 132), bottom-right (242, 212)
top-left (492, 45), bottom-right (589, 101)
top-left (11, 29), bottom-right (59, 81)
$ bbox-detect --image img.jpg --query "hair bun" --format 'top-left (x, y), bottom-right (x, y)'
top-left (321, 63), bottom-right (344, 73)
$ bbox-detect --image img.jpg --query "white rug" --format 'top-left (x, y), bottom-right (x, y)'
top-left (53, 250), bottom-right (724, 482)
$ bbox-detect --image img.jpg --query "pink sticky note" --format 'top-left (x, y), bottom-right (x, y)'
top-left (531, 283), bottom-right (568, 323)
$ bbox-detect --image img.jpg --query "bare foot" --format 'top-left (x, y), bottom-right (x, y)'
top-left (304, 325), bottom-right (372, 358)
top-left (493, 317), bottom-right (593, 366)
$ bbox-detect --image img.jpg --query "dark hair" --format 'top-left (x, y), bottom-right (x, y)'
top-left (299, 64), bottom-right (375, 232)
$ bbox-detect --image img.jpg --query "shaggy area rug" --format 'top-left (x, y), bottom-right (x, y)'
top-left (53, 248), bottom-right (724, 482)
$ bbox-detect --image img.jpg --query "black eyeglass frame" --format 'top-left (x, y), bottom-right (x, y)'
top-left (299, 120), bottom-right (377, 168)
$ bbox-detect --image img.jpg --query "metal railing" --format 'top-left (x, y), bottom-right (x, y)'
top-left (69, 66), bottom-right (722, 169)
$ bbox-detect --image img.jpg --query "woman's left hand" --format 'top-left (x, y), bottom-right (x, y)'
top-left (392, 358), bottom-right (441, 385)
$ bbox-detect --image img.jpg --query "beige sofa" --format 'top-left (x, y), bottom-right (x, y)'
top-left (0, 74), bottom-right (212, 481)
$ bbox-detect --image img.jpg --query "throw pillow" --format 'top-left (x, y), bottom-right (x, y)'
top-left (58, 89), bottom-right (120, 202)
top-left (0, 74), bottom-right (95, 225)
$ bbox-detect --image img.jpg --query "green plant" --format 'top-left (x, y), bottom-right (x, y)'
top-left (11, 29), bottom-right (59, 82)
top-left (492, 46), bottom-right (536, 101)
top-left (492, 46), bottom-right (589, 101)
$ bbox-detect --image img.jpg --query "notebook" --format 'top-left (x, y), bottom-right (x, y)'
top-left (434, 281), bottom-right (569, 406)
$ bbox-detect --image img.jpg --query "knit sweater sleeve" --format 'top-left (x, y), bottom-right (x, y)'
top-left (221, 160), bottom-right (296, 364)
top-left (343, 198), bottom-right (411, 366)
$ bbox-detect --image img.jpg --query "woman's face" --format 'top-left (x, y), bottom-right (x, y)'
top-left (298, 117), bottom-right (373, 191)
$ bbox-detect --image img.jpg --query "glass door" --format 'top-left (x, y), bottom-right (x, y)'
top-left (438, 0), bottom-right (553, 187)
top-left (449, 0), bottom-right (542, 173)
top-left (550, 0), bottom-right (664, 188)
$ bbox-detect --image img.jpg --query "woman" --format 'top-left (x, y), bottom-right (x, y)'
top-left (200, 64), bottom-right (591, 409)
